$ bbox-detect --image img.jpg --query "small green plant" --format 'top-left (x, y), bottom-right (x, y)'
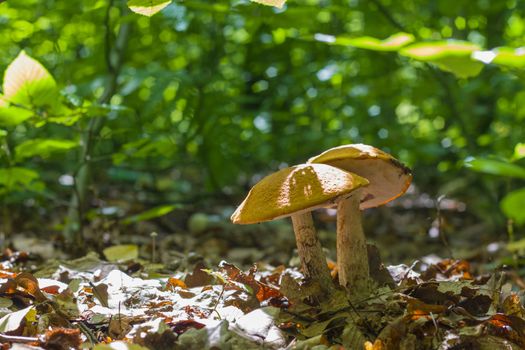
top-left (465, 142), bottom-right (525, 227)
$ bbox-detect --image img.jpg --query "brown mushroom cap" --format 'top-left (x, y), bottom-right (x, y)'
top-left (231, 163), bottom-right (369, 224)
top-left (308, 144), bottom-right (412, 209)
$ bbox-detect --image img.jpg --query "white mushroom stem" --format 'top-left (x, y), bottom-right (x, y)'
top-left (291, 212), bottom-right (334, 294)
top-left (337, 188), bottom-right (370, 293)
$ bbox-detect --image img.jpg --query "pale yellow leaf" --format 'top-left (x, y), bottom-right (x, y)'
top-left (3, 51), bottom-right (57, 106)
top-left (127, 0), bottom-right (171, 17)
top-left (251, 0), bottom-right (286, 9)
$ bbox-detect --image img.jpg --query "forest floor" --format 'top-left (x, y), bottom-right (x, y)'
top-left (0, 190), bottom-right (524, 349)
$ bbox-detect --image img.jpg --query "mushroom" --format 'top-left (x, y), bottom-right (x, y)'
top-left (231, 163), bottom-right (369, 295)
top-left (308, 144), bottom-right (412, 294)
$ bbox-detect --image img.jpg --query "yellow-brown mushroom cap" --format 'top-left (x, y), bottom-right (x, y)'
top-left (308, 144), bottom-right (412, 209)
top-left (231, 164), bottom-right (369, 224)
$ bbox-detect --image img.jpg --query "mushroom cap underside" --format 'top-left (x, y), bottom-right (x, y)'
top-left (308, 144), bottom-right (412, 209)
top-left (231, 163), bottom-right (369, 224)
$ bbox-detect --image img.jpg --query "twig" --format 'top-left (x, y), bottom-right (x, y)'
top-left (209, 285), bottom-right (225, 319)
top-left (436, 195), bottom-right (453, 258)
top-left (369, 0), bottom-right (407, 33)
top-left (0, 333), bottom-right (38, 343)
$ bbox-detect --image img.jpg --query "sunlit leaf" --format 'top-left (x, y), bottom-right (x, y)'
top-left (473, 47), bottom-right (525, 69)
top-left (315, 32), bottom-right (415, 51)
top-left (502, 188), bottom-right (525, 226)
top-left (103, 244), bottom-right (139, 262)
top-left (15, 138), bottom-right (77, 161)
top-left (513, 143), bottom-right (525, 161)
top-left (464, 157), bottom-right (525, 179)
top-left (0, 105), bottom-right (34, 126)
top-left (127, 0), bottom-right (171, 17)
top-left (250, 0), bottom-right (286, 9)
top-left (400, 41), bottom-right (484, 78)
top-left (2, 51), bottom-right (58, 107)
top-left (122, 204), bottom-right (181, 225)
top-left (0, 306), bottom-right (35, 333)
top-left (0, 167), bottom-right (43, 194)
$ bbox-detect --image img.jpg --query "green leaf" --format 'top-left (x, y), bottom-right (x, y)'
top-left (2, 51), bottom-right (58, 107)
top-left (127, 0), bottom-right (171, 17)
top-left (15, 138), bottom-right (77, 161)
top-left (464, 157), bottom-right (525, 179)
top-left (0, 105), bottom-right (34, 127)
top-left (103, 244), bottom-right (139, 262)
top-left (472, 47), bottom-right (525, 69)
top-left (250, 0), bottom-right (286, 8)
top-left (315, 32), bottom-right (415, 52)
top-left (513, 143), bottom-right (525, 161)
top-left (0, 167), bottom-right (43, 195)
top-left (400, 41), bottom-right (484, 78)
top-left (0, 129), bottom-right (6, 138)
top-left (502, 188), bottom-right (525, 226)
top-left (122, 204), bottom-right (181, 225)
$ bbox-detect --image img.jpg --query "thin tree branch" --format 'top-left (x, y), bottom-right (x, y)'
top-left (369, 0), bottom-right (407, 33)
top-left (63, 2), bottom-right (131, 247)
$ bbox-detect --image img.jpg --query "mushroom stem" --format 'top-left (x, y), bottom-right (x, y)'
top-left (291, 212), bottom-right (334, 294)
top-left (337, 188), bottom-right (370, 294)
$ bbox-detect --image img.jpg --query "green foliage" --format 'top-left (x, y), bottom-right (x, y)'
top-left (465, 150), bottom-right (525, 226)
top-left (250, 0), bottom-right (286, 8)
top-left (0, 167), bottom-right (43, 196)
top-left (338, 33), bottom-right (415, 52)
top-left (464, 158), bottom-right (525, 180)
top-left (2, 51), bottom-right (58, 108)
top-left (501, 188), bottom-right (525, 225)
top-left (121, 204), bottom-right (182, 225)
top-left (103, 244), bottom-right (139, 262)
top-left (0, 0), bottom-right (524, 237)
top-left (400, 41), bottom-right (484, 78)
top-left (312, 32), bottom-right (415, 51)
top-left (0, 103), bottom-right (33, 126)
top-left (14, 139), bottom-right (77, 161)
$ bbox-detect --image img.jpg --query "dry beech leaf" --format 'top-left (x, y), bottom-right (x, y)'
top-left (40, 328), bottom-right (82, 350)
top-left (486, 314), bottom-right (525, 347)
top-left (90, 282), bottom-right (109, 308)
top-left (184, 263), bottom-right (214, 288)
top-left (364, 340), bottom-right (385, 350)
top-left (108, 315), bottom-right (132, 339)
top-left (503, 294), bottom-right (525, 318)
top-left (170, 319), bottom-right (205, 335)
top-left (15, 272), bottom-right (48, 302)
top-left (166, 277), bottom-right (187, 290)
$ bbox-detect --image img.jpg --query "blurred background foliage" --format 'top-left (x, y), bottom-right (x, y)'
top-left (0, 0), bottom-right (524, 251)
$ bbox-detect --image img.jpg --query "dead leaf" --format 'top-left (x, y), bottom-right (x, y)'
top-left (170, 319), bottom-right (205, 335)
top-left (184, 263), bottom-right (214, 288)
top-left (39, 327), bottom-right (82, 350)
top-left (166, 277), bottom-right (187, 290)
top-left (486, 314), bottom-right (525, 347)
top-left (90, 282), bottom-right (109, 308)
top-left (108, 315), bottom-right (132, 339)
top-left (15, 272), bottom-right (47, 302)
top-left (502, 294), bottom-right (525, 318)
